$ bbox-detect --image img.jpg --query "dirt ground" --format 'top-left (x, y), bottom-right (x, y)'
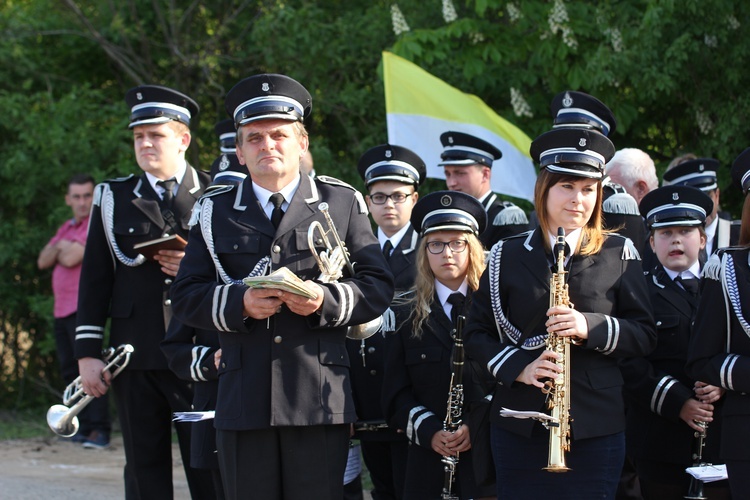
top-left (0, 434), bottom-right (192, 499)
top-left (0, 434), bottom-right (374, 499)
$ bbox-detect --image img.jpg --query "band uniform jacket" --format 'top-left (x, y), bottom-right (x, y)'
top-left (687, 248), bottom-right (750, 462)
top-left (346, 224), bottom-right (419, 441)
top-left (161, 320), bottom-right (220, 469)
top-left (170, 174), bottom-right (394, 430)
top-left (710, 211), bottom-right (740, 256)
top-left (381, 291), bottom-right (493, 496)
top-left (464, 228), bottom-right (656, 440)
top-left (480, 193), bottom-right (529, 249)
top-left (620, 264), bottom-right (722, 466)
top-left (386, 222), bottom-right (420, 292)
top-left (75, 167), bottom-right (210, 369)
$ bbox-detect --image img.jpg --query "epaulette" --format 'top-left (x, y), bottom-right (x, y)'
top-left (189, 184), bottom-right (237, 227)
top-left (92, 182), bottom-right (107, 207)
top-left (316, 175), bottom-right (356, 190)
top-left (381, 307), bottom-right (396, 334)
top-left (608, 233), bottom-right (641, 261)
top-left (104, 174), bottom-right (136, 183)
top-left (702, 252), bottom-right (723, 281)
top-left (201, 183), bottom-right (236, 198)
top-left (494, 203), bottom-right (529, 226)
top-left (503, 229), bottom-right (533, 241)
top-left (603, 192), bottom-right (640, 216)
top-left (316, 175), bottom-right (367, 215)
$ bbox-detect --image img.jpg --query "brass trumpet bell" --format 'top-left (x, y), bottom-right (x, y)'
top-left (346, 316), bottom-right (383, 340)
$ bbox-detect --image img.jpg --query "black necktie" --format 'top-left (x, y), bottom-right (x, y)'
top-left (269, 193), bottom-right (285, 229)
top-left (447, 292), bottom-right (465, 327)
top-left (157, 179), bottom-right (177, 209)
top-left (698, 247), bottom-right (708, 268)
top-left (382, 240), bottom-right (393, 261)
top-left (675, 275), bottom-right (699, 297)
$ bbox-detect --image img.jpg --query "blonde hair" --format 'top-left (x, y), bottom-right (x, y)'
top-left (407, 231), bottom-right (486, 339)
top-left (534, 168), bottom-right (607, 255)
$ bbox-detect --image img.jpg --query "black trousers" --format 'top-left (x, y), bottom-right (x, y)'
top-left (54, 313), bottom-right (110, 435)
top-left (113, 369), bottom-right (215, 500)
top-left (217, 424), bottom-right (350, 500)
top-left (359, 439), bottom-right (408, 499)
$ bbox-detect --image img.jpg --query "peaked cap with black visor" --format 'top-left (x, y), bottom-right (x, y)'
top-left (411, 190), bottom-right (487, 237)
top-left (438, 131), bottom-right (502, 168)
top-left (225, 73), bottom-right (312, 127)
top-left (663, 158), bottom-right (720, 192)
top-left (357, 144), bottom-right (426, 188)
top-left (530, 128), bottom-right (615, 180)
top-left (550, 90), bottom-right (617, 137)
top-left (125, 85), bottom-right (199, 129)
top-left (639, 185), bottom-right (713, 230)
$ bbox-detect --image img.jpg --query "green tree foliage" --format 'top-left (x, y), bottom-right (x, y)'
top-left (1, 0), bottom-right (748, 408)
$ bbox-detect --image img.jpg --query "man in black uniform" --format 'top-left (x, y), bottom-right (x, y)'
top-left (663, 157), bottom-right (739, 259)
top-left (209, 118), bottom-right (247, 185)
top-left (170, 73), bottom-right (394, 500)
top-left (440, 131), bottom-right (529, 248)
top-left (349, 143), bottom-right (426, 499)
top-left (75, 85), bottom-right (215, 499)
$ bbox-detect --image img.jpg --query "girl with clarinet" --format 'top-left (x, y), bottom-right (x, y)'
top-left (382, 190), bottom-right (495, 499)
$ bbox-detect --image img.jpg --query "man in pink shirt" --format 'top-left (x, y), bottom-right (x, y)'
top-left (38, 174), bottom-right (111, 449)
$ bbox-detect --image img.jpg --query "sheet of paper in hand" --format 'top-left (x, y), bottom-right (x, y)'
top-left (243, 267), bottom-right (319, 299)
top-left (133, 234), bottom-right (187, 260)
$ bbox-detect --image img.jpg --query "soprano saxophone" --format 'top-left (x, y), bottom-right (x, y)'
top-left (441, 315), bottom-right (465, 500)
top-left (543, 227), bottom-right (573, 472)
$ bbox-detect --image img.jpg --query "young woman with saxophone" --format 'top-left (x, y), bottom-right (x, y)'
top-left (687, 147), bottom-right (750, 499)
top-left (464, 127), bottom-right (656, 499)
top-left (381, 190), bottom-right (496, 499)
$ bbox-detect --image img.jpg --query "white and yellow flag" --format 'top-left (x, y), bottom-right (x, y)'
top-left (383, 51), bottom-right (537, 202)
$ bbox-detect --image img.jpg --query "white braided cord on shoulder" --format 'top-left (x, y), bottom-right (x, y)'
top-left (488, 241), bottom-right (545, 349)
top-left (200, 198), bottom-right (270, 285)
top-left (722, 253), bottom-right (750, 338)
top-left (101, 184), bottom-right (146, 267)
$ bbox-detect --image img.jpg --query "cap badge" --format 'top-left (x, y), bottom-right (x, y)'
top-left (699, 164), bottom-right (705, 171)
top-left (672, 192), bottom-right (679, 201)
top-left (448, 136), bottom-right (454, 145)
top-left (562, 92), bottom-right (573, 108)
top-left (440, 195), bottom-right (452, 207)
top-left (385, 150), bottom-right (392, 158)
top-left (136, 92), bottom-right (143, 101)
top-left (219, 154), bottom-right (229, 171)
top-left (578, 138), bottom-right (587, 148)
top-left (261, 83), bottom-right (270, 92)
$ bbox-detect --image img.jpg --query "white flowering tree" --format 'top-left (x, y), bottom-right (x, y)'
top-left (387, 0), bottom-right (750, 212)
top-left (2, 0), bottom-right (750, 407)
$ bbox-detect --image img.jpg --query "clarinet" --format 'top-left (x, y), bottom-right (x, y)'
top-left (684, 421), bottom-right (708, 500)
top-left (441, 315), bottom-right (465, 500)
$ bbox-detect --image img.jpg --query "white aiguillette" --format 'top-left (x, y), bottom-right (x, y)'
top-left (243, 267), bottom-right (318, 300)
top-left (133, 234), bottom-right (187, 260)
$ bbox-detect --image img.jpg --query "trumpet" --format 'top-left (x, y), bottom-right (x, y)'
top-left (46, 344), bottom-right (134, 437)
top-left (308, 202), bottom-right (382, 340)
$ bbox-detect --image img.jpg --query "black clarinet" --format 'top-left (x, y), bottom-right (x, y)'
top-left (441, 315), bottom-right (465, 500)
top-left (685, 421), bottom-right (708, 500)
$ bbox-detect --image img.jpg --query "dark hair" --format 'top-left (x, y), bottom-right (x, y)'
top-left (68, 174), bottom-right (95, 188)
